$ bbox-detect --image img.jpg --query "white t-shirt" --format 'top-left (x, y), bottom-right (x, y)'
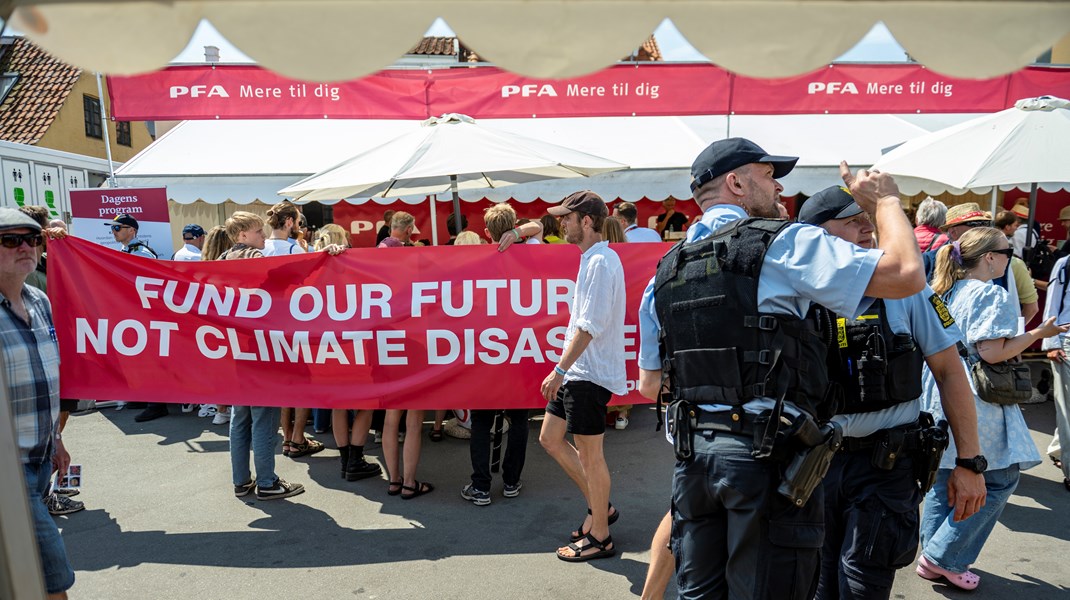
top-left (262, 238), bottom-right (306, 257)
top-left (624, 224), bottom-right (663, 243)
top-left (563, 241), bottom-right (627, 395)
top-left (172, 244), bottom-right (202, 261)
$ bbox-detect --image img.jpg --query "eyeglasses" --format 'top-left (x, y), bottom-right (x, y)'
top-left (0, 233), bottom-right (44, 249)
top-left (110, 224), bottom-right (132, 232)
top-left (988, 248), bottom-right (1014, 258)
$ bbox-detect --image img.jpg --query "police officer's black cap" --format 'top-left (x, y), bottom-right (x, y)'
top-left (797, 186), bottom-right (864, 226)
top-left (105, 214), bottom-right (139, 229)
top-left (182, 224), bottom-right (206, 237)
top-left (690, 138), bottom-right (798, 193)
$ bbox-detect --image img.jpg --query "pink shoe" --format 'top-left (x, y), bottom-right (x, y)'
top-left (916, 555), bottom-right (980, 591)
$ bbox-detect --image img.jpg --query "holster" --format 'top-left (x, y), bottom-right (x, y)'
top-left (777, 421), bottom-right (843, 507)
top-left (913, 413), bottom-right (950, 494)
top-left (668, 400), bottom-right (694, 461)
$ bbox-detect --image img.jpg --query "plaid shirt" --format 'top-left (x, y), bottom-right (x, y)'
top-left (1, 284), bottom-right (59, 464)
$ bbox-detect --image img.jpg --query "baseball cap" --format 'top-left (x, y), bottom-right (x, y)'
top-left (0, 207), bottom-right (43, 232)
top-left (105, 214), bottom-right (139, 230)
top-left (182, 224), bottom-right (206, 237)
top-left (548, 190), bottom-right (609, 218)
top-left (798, 186), bottom-right (863, 226)
top-left (690, 138), bottom-right (798, 193)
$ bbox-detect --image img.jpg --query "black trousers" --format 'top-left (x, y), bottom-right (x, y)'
top-left (469, 409), bottom-right (529, 491)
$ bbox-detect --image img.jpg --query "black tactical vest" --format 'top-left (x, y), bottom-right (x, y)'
top-left (652, 218), bottom-right (830, 418)
top-left (125, 241), bottom-right (158, 258)
top-left (825, 299), bottom-right (925, 415)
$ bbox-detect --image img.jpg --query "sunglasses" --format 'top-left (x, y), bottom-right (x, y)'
top-left (0, 232), bottom-right (44, 249)
top-left (989, 248), bottom-right (1014, 258)
top-left (110, 224), bottom-right (132, 232)
top-left (960, 221), bottom-right (989, 229)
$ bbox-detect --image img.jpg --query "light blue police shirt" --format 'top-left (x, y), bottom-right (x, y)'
top-left (828, 286), bottom-right (964, 438)
top-left (638, 204), bottom-right (883, 421)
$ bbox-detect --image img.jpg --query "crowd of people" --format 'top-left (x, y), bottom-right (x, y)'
top-left (8, 136), bottom-right (1070, 598)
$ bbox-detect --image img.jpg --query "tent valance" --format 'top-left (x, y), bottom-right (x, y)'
top-left (10, 1), bottom-right (1070, 80)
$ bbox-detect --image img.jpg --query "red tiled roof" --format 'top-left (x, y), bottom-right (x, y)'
top-left (410, 35), bottom-right (663, 63)
top-left (0, 36), bottom-right (82, 145)
top-left (410, 36), bottom-right (458, 56)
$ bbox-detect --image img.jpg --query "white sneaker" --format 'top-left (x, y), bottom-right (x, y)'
top-left (115, 401), bottom-right (128, 410)
top-left (212, 411), bottom-right (230, 425)
top-left (198, 404), bottom-right (218, 418)
top-left (181, 403), bottom-right (197, 413)
top-left (615, 416), bottom-right (629, 430)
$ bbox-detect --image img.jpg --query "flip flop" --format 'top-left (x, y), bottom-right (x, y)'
top-left (570, 503), bottom-right (620, 542)
top-left (916, 555), bottom-right (980, 591)
top-left (557, 533), bottom-right (615, 563)
top-left (400, 480), bottom-right (434, 500)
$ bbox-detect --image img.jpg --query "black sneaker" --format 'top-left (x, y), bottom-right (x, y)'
top-left (234, 480), bottom-right (255, 497)
top-left (256, 478), bottom-right (305, 501)
top-left (45, 492), bottom-right (85, 515)
top-left (461, 483), bottom-right (491, 506)
top-left (134, 404), bottom-right (169, 422)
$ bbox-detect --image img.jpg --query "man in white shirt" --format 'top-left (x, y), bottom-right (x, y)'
top-left (614, 202), bottom-right (662, 243)
top-left (172, 224), bottom-right (205, 261)
top-left (540, 190), bottom-right (627, 563)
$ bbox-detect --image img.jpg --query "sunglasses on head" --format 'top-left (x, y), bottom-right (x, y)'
top-left (989, 248), bottom-right (1014, 258)
top-left (110, 224), bottom-right (132, 232)
top-left (0, 232), bottom-right (44, 249)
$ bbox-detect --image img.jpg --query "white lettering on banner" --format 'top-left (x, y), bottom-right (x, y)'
top-left (289, 284), bottom-right (393, 321)
top-left (135, 277), bottom-right (275, 318)
top-left (98, 206), bottom-right (144, 217)
top-left (169, 85), bottom-right (229, 98)
top-left (197, 326), bottom-right (227, 359)
top-left (501, 84), bottom-right (558, 98)
top-left (239, 85), bottom-right (282, 99)
top-left (410, 279), bottom-right (573, 317)
top-left (75, 318), bottom-right (177, 356)
top-left (426, 327), bottom-right (565, 365)
top-left (378, 330), bottom-right (408, 365)
top-left (567, 84), bottom-right (605, 97)
top-left (866, 82), bottom-right (903, 95)
top-left (807, 82), bottom-right (859, 94)
top-left (236, 288), bottom-right (271, 319)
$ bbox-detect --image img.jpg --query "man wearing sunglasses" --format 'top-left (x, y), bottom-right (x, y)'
top-left (104, 213), bottom-right (168, 422)
top-left (172, 224), bottom-right (205, 261)
top-left (105, 214), bottom-right (157, 259)
top-left (0, 208), bottom-right (76, 598)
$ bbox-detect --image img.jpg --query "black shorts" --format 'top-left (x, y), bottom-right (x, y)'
top-left (546, 380), bottom-right (612, 435)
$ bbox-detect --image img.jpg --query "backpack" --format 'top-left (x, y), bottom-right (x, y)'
top-left (1024, 237), bottom-right (1057, 281)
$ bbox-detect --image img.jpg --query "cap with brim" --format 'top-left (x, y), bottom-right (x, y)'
top-left (941, 203), bottom-right (991, 230)
top-left (182, 224), bottom-right (206, 237)
top-left (1011, 205), bottom-right (1029, 219)
top-left (690, 137), bottom-right (798, 193)
top-left (105, 213), bottom-right (139, 229)
top-left (548, 190), bottom-right (609, 218)
top-left (797, 186), bottom-right (863, 225)
top-left (0, 208), bottom-right (43, 232)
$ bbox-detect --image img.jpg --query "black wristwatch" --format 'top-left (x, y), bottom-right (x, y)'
top-left (955, 455), bottom-right (988, 474)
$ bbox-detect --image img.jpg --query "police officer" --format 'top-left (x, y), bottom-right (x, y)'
top-left (799, 186), bottom-right (986, 600)
top-left (637, 138), bottom-right (934, 599)
top-left (106, 213), bottom-right (158, 259)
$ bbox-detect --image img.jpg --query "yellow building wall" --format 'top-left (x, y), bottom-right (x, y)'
top-left (1052, 33), bottom-right (1070, 64)
top-left (35, 73), bottom-right (153, 162)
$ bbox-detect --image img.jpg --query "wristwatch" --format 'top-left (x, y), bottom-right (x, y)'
top-left (955, 455), bottom-right (988, 474)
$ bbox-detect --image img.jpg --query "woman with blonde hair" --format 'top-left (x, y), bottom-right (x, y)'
top-left (602, 216), bottom-right (626, 244)
top-left (918, 226), bottom-right (1067, 590)
top-left (453, 231), bottom-right (483, 245)
top-left (314, 223), bottom-right (350, 251)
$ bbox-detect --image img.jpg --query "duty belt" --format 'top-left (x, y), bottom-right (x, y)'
top-left (839, 421), bottom-right (924, 453)
top-left (691, 407), bottom-right (756, 436)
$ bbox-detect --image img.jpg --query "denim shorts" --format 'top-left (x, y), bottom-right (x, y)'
top-left (24, 460), bottom-right (76, 594)
top-left (546, 380), bottom-right (612, 435)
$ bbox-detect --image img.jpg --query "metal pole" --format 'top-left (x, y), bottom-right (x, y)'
top-left (429, 194), bottom-right (439, 246)
top-left (95, 72), bottom-right (116, 186)
top-left (451, 175), bottom-right (463, 238)
top-left (989, 187), bottom-right (999, 220)
top-left (1026, 182), bottom-right (1039, 252)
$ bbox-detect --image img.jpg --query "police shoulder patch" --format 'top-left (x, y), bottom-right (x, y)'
top-left (928, 294), bottom-right (955, 328)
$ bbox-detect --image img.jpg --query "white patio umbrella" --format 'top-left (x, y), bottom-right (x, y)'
top-left (873, 96), bottom-right (1070, 249)
top-left (278, 113), bottom-right (628, 239)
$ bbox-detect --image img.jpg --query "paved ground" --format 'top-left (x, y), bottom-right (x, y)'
top-left (53, 401), bottom-right (1069, 599)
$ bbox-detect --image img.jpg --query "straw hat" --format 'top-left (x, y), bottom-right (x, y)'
top-left (941, 202), bottom-right (991, 229)
top-left (1011, 204), bottom-right (1029, 219)
top-left (1058, 205), bottom-right (1070, 221)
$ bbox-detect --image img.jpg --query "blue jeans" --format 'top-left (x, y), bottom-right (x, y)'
top-left (23, 461), bottom-right (75, 594)
top-left (919, 465), bottom-right (1020, 573)
top-left (671, 430), bottom-right (824, 600)
top-left (230, 405), bottom-right (282, 488)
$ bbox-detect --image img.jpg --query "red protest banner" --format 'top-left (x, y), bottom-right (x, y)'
top-left (50, 237), bottom-right (665, 409)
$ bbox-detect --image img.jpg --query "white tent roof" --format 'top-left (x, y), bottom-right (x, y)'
top-left (113, 114), bottom-right (978, 204)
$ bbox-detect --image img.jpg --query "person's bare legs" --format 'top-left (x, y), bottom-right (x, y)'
top-left (382, 409), bottom-right (403, 489)
top-left (641, 511), bottom-right (674, 600)
top-left (290, 407), bottom-right (312, 444)
top-left (280, 407), bottom-right (294, 443)
top-left (351, 410), bottom-right (373, 446)
top-left (402, 409), bottom-right (425, 487)
top-left (573, 432), bottom-right (611, 547)
top-left (47, 592), bottom-right (68, 600)
top-left (331, 409), bottom-right (350, 447)
top-left (539, 412), bottom-right (590, 499)
top-left (431, 409), bottom-right (447, 437)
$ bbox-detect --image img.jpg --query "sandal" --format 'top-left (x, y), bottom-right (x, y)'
top-left (557, 533), bottom-right (615, 563)
top-left (570, 503), bottom-right (620, 542)
top-left (281, 441), bottom-right (294, 457)
top-left (400, 480), bottom-right (434, 500)
top-left (916, 555), bottom-right (980, 591)
top-left (387, 480), bottom-right (403, 496)
top-left (429, 428), bottom-right (444, 442)
top-left (287, 437), bottom-right (325, 458)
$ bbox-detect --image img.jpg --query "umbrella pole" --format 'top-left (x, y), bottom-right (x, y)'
top-left (451, 174), bottom-right (463, 239)
top-left (1026, 182), bottom-right (1039, 252)
top-left (430, 194), bottom-right (439, 246)
top-left (989, 188), bottom-right (998, 221)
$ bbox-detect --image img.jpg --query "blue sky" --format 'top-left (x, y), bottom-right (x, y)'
top-left (172, 17), bottom-right (909, 64)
